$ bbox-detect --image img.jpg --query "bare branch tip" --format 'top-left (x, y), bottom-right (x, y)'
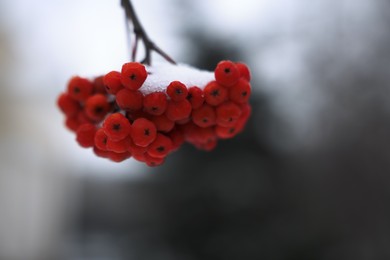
top-left (122, 0), bottom-right (176, 66)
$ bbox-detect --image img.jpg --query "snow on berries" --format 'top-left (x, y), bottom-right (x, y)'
top-left (57, 60), bottom-right (252, 166)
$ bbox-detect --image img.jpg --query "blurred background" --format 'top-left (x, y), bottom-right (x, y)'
top-left (1, 0), bottom-right (390, 259)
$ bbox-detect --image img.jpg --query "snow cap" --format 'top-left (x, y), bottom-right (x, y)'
top-left (140, 62), bottom-right (214, 95)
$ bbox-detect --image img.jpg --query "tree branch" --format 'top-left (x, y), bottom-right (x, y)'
top-left (121, 0), bottom-right (176, 65)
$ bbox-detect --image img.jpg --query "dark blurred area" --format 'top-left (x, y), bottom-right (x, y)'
top-left (1, 0), bottom-right (390, 259)
top-left (74, 1), bottom-right (390, 260)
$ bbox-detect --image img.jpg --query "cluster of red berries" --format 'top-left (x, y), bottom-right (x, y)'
top-left (57, 60), bottom-right (252, 166)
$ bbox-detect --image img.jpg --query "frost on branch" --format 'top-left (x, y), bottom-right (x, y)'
top-left (57, 60), bottom-right (252, 167)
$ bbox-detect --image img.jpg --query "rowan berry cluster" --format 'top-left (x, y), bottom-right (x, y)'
top-left (57, 60), bottom-right (252, 166)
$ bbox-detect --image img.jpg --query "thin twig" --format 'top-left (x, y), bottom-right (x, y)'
top-left (121, 0), bottom-right (176, 65)
top-left (124, 14), bottom-right (132, 59)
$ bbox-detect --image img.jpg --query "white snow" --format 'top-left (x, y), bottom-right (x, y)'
top-left (140, 62), bottom-right (214, 95)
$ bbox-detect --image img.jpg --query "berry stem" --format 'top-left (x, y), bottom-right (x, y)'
top-left (121, 0), bottom-right (176, 65)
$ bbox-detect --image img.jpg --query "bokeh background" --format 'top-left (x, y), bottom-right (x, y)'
top-left (1, 0), bottom-right (390, 259)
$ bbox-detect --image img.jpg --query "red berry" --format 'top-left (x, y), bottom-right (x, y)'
top-left (178, 121), bottom-right (197, 140)
top-left (194, 139), bottom-right (217, 151)
top-left (167, 81), bottom-right (188, 101)
top-left (150, 114), bottom-right (175, 132)
top-left (132, 152), bottom-right (147, 163)
top-left (234, 104), bottom-right (252, 134)
top-left (77, 110), bottom-right (91, 125)
top-left (127, 137), bottom-right (148, 155)
top-left (143, 92), bottom-right (168, 116)
top-left (103, 113), bottom-right (131, 141)
top-left (94, 128), bottom-right (108, 151)
top-left (76, 123), bottom-right (97, 148)
top-left (239, 103), bottom-right (252, 123)
top-left (216, 101), bottom-right (242, 127)
top-left (92, 76), bottom-right (107, 94)
top-left (234, 119), bottom-right (247, 135)
top-left (65, 116), bottom-right (80, 132)
top-left (187, 86), bottom-right (204, 109)
top-left (108, 151), bottom-right (131, 163)
top-left (192, 104), bottom-right (216, 128)
top-left (186, 126), bottom-right (216, 145)
top-left (215, 125), bottom-right (238, 139)
top-left (165, 99), bottom-right (192, 121)
top-left (200, 127), bottom-right (217, 143)
top-left (144, 153), bottom-right (165, 167)
top-left (214, 60), bottom-right (240, 87)
top-left (147, 133), bottom-right (173, 158)
top-left (85, 94), bottom-right (110, 122)
top-left (126, 110), bottom-right (150, 123)
top-left (57, 92), bottom-right (81, 117)
top-left (130, 118), bottom-right (157, 147)
top-left (106, 137), bottom-right (131, 153)
top-left (203, 139), bottom-right (217, 151)
top-left (229, 79), bottom-right (251, 104)
top-left (168, 128), bottom-right (185, 151)
top-left (204, 81), bottom-right (228, 106)
top-left (93, 146), bottom-right (110, 158)
top-left (103, 71), bottom-right (123, 95)
top-left (116, 89), bottom-right (144, 111)
top-left (65, 114), bottom-right (87, 133)
top-left (121, 62), bottom-right (147, 90)
top-left (175, 117), bottom-right (191, 125)
top-left (235, 62), bottom-right (251, 81)
top-left (67, 76), bottom-right (93, 101)
top-left (178, 122), bottom-right (194, 141)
